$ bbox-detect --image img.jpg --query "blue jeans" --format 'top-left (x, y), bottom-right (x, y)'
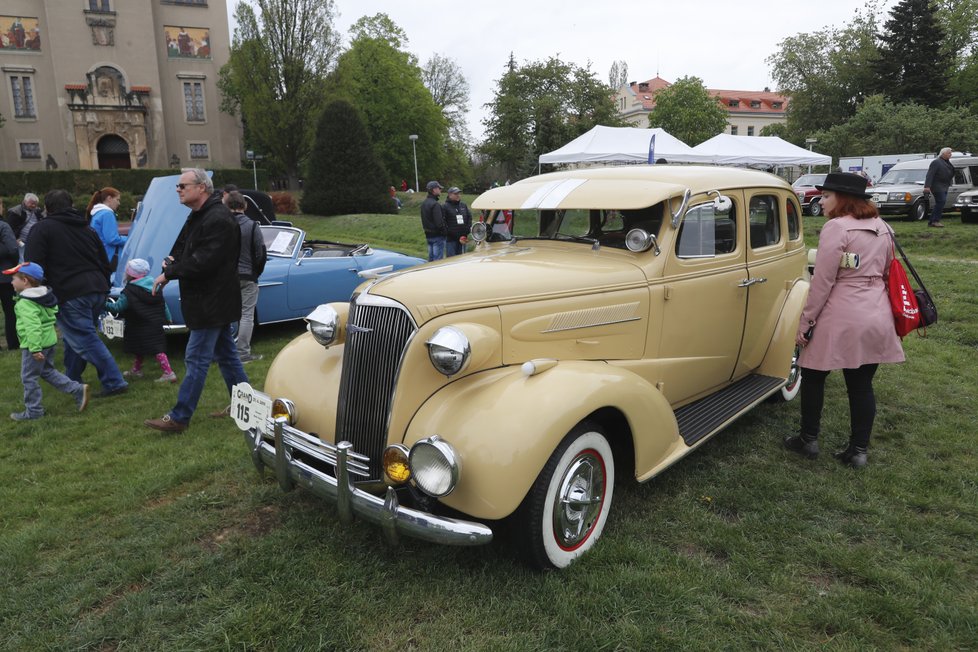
top-left (170, 324), bottom-right (248, 424)
top-left (57, 292), bottom-right (127, 392)
top-left (445, 238), bottom-right (466, 257)
top-left (929, 190), bottom-right (948, 224)
top-left (426, 236), bottom-right (446, 261)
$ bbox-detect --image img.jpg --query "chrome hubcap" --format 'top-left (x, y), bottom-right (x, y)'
top-left (553, 451), bottom-right (605, 549)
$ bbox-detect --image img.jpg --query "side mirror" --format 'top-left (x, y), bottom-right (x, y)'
top-left (625, 228), bottom-right (661, 255)
top-left (713, 195), bottom-right (733, 213)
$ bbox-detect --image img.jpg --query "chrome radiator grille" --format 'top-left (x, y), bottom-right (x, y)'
top-left (335, 296), bottom-right (417, 480)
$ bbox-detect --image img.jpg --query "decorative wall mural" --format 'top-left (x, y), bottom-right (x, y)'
top-left (1, 16), bottom-right (41, 51)
top-left (164, 25), bottom-right (210, 59)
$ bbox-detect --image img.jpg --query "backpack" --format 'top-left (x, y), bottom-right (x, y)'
top-left (250, 220), bottom-right (267, 278)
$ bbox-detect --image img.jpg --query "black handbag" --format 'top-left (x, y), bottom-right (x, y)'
top-left (891, 234), bottom-right (938, 330)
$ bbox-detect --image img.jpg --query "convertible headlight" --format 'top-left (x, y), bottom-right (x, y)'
top-left (409, 436), bottom-right (459, 497)
top-left (426, 326), bottom-right (470, 376)
top-left (305, 304), bottom-right (339, 347)
top-left (383, 444), bottom-right (411, 484)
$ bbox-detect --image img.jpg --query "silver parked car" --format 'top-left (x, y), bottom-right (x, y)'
top-left (870, 156), bottom-right (978, 221)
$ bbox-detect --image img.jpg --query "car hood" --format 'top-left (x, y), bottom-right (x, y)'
top-left (871, 183), bottom-right (924, 194)
top-left (364, 243), bottom-right (648, 322)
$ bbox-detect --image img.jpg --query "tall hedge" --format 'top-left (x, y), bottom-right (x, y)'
top-left (301, 99), bottom-right (395, 216)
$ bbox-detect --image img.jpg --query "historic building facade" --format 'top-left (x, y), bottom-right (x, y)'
top-left (0, 0), bottom-right (241, 171)
top-left (614, 77), bottom-right (789, 139)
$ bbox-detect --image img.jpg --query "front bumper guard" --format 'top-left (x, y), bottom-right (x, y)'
top-left (245, 418), bottom-right (493, 547)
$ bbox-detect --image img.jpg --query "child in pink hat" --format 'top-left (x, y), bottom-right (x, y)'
top-left (105, 258), bottom-right (176, 383)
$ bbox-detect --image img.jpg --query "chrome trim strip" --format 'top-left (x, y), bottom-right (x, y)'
top-left (244, 424), bottom-right (493, 546)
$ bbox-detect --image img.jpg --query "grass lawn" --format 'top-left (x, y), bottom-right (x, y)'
top-left (1, 200), bottom-right (976, 650)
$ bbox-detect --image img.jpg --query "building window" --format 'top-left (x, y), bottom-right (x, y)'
top-left (728, 99), bottom-right (739, 107)
top-left (88, 0), bottom-right (111, 10)
top-left (747, 126), bottom-right (755, 136)
top-left (189, 142), bottom-right (209, 159)
top-left (10, 75), bottom-right (36, 118)
top-left (19, 142), bottom-right (41, 159)
top-left (750, 100), bottom-right (761, 108)
top-left (730, 126), bottom-right (738, 135)
top-left (183, 81), bottom-right (205, 122)
top-left (772, 102), bottom-right (782, 109)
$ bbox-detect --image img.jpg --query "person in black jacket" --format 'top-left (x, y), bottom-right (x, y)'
top-left (442, 187), bottom-right (472, 256)
top-left (145, 168), bottom-right (248, 433)
top-left (421, 180), bottom-right (446, 261)
top-left (0, 198), bottom-right (20, 350)
top-left (227, 191), bottom-right (265, 363)
top-left (5, 193), bottom-right (40, 259)
top-left (24, 189), bottom-right (128, 395)
top-left (923, 147), bottom-right (955, 228)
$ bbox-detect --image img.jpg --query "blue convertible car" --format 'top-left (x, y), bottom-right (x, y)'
top-left (112, 174), bottom-right (424, 330)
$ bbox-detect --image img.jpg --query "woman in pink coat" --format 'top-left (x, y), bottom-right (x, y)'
top-left (783, 172), bottom-right (905, 468)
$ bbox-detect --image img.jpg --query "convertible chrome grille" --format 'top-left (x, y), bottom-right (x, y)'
top-left (336, 295), bottom-right (416, 480)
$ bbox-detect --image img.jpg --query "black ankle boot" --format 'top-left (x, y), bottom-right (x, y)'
top-left (783, 434), bottom-right (819, 459)
top-left (833, 445), bottom-right (868, 468)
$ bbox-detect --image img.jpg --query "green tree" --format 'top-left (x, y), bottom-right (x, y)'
top-left (482, 55), bottom-right (626, 179)
top-left (934, 0), bottom-right (978, 68)
top-left (218, 0), bottom-right (340, 189)
top-left (328, 29), bottom-right (447, 186)
top-left (812, 94), bottom-right (978, 160)
top-left (349, 13), bottom-right (410, 51)
top-left (647, 76), bottom-right (727, 145)
top-left (874, 0), bottom-right (951, 106)
top-left (301, 99), bottom-right (393, 216)
top-left (767, 3), bottom-right (882, 142)
top-left (608, 60), bottom-right (629, 90)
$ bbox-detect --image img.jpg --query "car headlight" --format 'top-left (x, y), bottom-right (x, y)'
top-left (305, 304), bottom-right (339, 347)
top-left (426, 326), bottom-right (470, 376)
top-left (889, 192), bottom-right (912, 202)
top-left (383, 444), bottom-right (411, 484)
top-left (409, 436), bottom-right (459, 497)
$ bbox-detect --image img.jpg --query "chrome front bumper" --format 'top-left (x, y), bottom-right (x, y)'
top-left (245, 418), bottom-right (494, 547)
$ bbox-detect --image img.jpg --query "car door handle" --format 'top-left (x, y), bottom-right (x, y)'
top-left (738, 277), bottom-right (767, 287)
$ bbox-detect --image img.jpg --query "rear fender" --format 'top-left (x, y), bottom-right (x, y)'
top-left (758, 279), bottom-right (809, 379)
top-left (403, 360), bottom-right (680, 520)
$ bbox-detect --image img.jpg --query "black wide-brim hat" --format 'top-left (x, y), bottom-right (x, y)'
top-left (815, 172), bottom-right (872, 199)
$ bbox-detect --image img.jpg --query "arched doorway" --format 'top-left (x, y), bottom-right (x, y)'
top-left (97, 134), bottom-right (131, 169)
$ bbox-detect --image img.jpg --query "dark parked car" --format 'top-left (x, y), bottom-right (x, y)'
top-left (792, 173), bottom-right (827, 216)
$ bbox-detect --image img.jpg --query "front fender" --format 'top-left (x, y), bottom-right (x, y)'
top-left (404, 360), bottom-right (681, 521)
top-left (758, 278), bottom-right (809, 379)
top-left (264, 331), bottom-right (345, 437)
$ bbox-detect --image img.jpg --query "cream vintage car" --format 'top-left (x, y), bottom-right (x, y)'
top-left (231, 165), bottom-right (809, 569)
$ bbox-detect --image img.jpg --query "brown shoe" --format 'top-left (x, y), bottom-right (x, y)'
top-left (144, 414), bottom-right (188, 433)
top-left (928, 222), bottom-right (945, 228)
top-left (77, 384), bottom-right (90, 412)
top-left (209, 404), bottom-right (232, 419)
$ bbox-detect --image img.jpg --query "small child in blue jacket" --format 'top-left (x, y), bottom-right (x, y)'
top-left (5, 262), bottom-right (90, 420)
top-left (105, 258), bottom-right (176, 383)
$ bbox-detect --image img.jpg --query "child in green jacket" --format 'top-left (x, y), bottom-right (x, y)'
top-left (5, 262), bottom-right (90, 420)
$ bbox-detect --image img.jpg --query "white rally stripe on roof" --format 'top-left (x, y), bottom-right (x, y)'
top-left (520, 178), bottom-right (587, 209)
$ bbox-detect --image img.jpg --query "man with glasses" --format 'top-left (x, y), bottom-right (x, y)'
top-left (144, 169), bottom-right (248, 433)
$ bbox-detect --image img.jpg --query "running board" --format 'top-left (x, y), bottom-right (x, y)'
top-left (675, 374), bottom-right (785, 446)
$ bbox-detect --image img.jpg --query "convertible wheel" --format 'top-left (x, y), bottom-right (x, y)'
top-left (808, 199), bottom-right (822, 217)
top-left (515, 422), bottom-right (615, 570)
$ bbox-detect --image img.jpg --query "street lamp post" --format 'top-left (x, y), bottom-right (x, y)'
top-left (409, 134), bottom-right (419, 193)
top-left (805, 138), bottom-right (818, 174)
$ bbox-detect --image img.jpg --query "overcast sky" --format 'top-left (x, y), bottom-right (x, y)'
top-left (231, 0), bottom-right (896, 142)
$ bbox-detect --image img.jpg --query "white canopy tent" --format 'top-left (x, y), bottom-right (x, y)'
top-left (689, 134), bottom-right (831, 167)
top-left (538, 126), bottom-right (706, 166)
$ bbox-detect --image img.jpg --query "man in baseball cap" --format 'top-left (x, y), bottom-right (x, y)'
top-left (442, 187), bottom-right (472, 257)
top-left (421, 181), bottom-right (446, 260)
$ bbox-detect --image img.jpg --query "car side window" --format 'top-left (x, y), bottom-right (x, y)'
top-left (676, 202), bottom-right (737, 257)
top-left (953, 168), bottom-right (967, 184)
top-left (748, 194), bottom-right (781, 248)
top-left (787, 198), bottom-right (801, 240)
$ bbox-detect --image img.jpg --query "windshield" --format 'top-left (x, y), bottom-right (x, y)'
top-left (534, 205), bottom-right (664, 250)
top-left (793, 174), bottom-right (825, 187)
top-left (877, 168), bottom-right (926, 185)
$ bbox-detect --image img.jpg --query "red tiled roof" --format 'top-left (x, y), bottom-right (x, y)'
top-left (65, 84), bottom-right (88, 91)
top-left (626, 77), bottom-right (788, 114)
top-left (131, 86), bottom-right (151, 93)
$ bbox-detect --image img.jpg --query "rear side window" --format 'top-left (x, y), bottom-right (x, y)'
top-left (748, 194), bottom-right (781, 248)
top-left (676, 202), bottom-right (737, 257)
top-left (787, 198), bottom-right (801, 240)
